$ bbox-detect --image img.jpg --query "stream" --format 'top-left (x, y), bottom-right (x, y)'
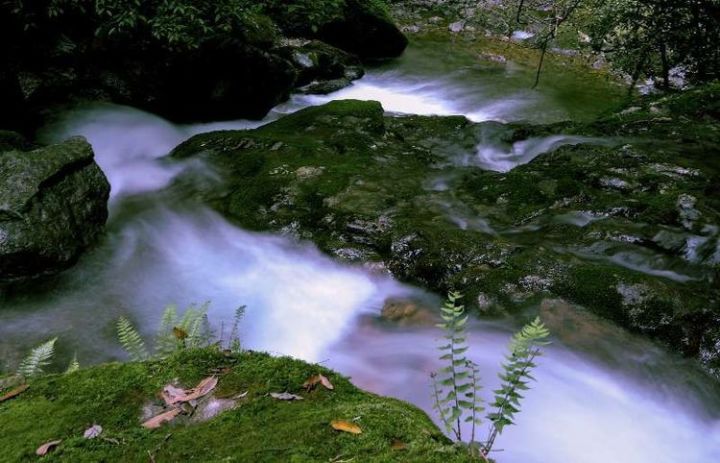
top-left (2, 40), bottom-right (719, 462)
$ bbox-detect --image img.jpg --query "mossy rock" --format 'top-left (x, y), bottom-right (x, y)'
top-left (0, 348), bottom-right (468, 462)
top-left (170, 94), bottom-right (720, 378)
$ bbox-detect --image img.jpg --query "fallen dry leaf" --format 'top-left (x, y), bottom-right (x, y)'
top-left (0, 384), bottom-right (29, 403)
top-left (162, 384), bottom-right (188, 406)
top-left (172, 326), bottom-right (188, 340)
top-left (303, 374), bottom-right (334, 391)
top-left (83, 424), bottom-right (103, 439)
top-left (36, 440), bottom-right (61, 456)
top-left (270, 392), bottom-right (303, 401)
top-left (330, 420), bottom-right (362, 434)
top-left (390, 439), bottom-right (407, 450)
top-left (142, 408), bottom-right (182, 429)
top-left (183, 376), bottom-right (218, 402)
top-left (161, 376), bottom-right (218, 405)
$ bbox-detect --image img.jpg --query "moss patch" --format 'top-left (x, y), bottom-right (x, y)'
top-left (0, 348), bottom-right (467, 462)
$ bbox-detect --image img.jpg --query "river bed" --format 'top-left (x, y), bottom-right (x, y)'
top-left (1, 40), bottom-right (719, 462)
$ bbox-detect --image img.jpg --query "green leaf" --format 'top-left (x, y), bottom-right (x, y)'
top-left (18, 338), bottom-right (57, 378)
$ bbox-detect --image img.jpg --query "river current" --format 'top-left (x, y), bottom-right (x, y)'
top-left (2, 40), bottom-right (719, 462)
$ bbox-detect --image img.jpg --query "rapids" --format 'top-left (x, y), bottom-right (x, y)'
top-left (2, 40), bottom-right (719, 462)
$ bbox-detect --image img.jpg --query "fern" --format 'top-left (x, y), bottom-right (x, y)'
top-left (484, 317), bottom-right (550, 454)
top-left (431, 295), bottom-right (550, 461)
top-left (65, 354), bottom-right (80, 374)
top-left (155, 305), bottom-right (179, 357)
top-left (117, 317), bottom-right (149, 361)
top-left (18, 338), bottom-right (57, 378)
top-left (431, 292), bottom-right (483, 443)
top-left (228, 305), bottom-right (246, 353)
top-left (119, 302), bottom-right (241, 360)
top-left (178, 302), bottom-right (211, 349)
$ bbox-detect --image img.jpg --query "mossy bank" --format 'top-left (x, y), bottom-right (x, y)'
top-left (0, 348), bottom-right (468, 462)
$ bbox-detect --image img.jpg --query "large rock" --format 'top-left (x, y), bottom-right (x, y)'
top-left (278, 40), bottom-right (364, 94)
top-left (318, 0), bottom-right (409, 59)
top-left (0, 137), bottom-right (110, 282)
top-left (150, 39), bottom-right (297, 121)
top-left (171, 93), bottom-right (720, 378)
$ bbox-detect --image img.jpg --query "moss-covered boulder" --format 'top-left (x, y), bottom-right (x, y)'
top-left (170, 92), bottom-right (720, 378)
top-left (0, 348), bottom-right (465, 462)
top-left (0, 137), bottom-right (110, 282)
top-left (3, 1), bottom-right (409, 132)
top-left (317, 0), bottom-right (409, 59)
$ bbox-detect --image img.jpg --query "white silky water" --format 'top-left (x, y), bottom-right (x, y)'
top-left (2, 42), bottom-right (719, 463)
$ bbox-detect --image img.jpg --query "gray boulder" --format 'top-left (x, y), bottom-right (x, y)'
top-left (0, 137), bottom-right (110, 282)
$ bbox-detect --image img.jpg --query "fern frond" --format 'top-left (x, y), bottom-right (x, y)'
top-left (228, 305), bottom-right (246, 353)
top-left (117, 317), bottom-right (149, 362)
top-left (65, 353), bottom-right (80, 374)
top-left (484, 317), bottom-right (550, 453)
top-left (155, 305), bottom-right (179, 357)
top-left (181, 302), bottom-right (212, 348)
top-left (18, 338), bottom-right (57, 378)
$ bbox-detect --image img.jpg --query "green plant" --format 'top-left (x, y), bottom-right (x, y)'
top-left (228, 305), bottom-right (246, 353)
top-left (431, 292), bottom-right (483, 447)
top-left (117, 302), bottom-right (226, 361)
top-left (17, 338), bottom-right (57, 378)
top-left (117, 316), bottom-right (150, 362)
top-left (484, 317), bottom-right (551, 454)
top-left (65, 354), bottom-right (80, 374)
top-left (431, 293), bottom-right (550, 460)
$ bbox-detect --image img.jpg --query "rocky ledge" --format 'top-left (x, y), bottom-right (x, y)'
top-left (170, 84), bottom-right (720, 379)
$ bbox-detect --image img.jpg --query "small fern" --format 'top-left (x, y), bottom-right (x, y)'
top-left (431, 294), bottom-right (550, 460)
top-left (431, 292), bottom-right (483, 444)
top-left (155, 305), bottom-right (180, 357)
top-left (118, 302), bottom-right (222, 361)
top-left (18, 338), bottom-right (57, 378)
top-left (228, 305), bottom-right (246, 353)
top-left (484, 317), bottom-right (550, 452)
top-left (117, 316), bottom-right (149, 362)
top-left (178, 302), bottom-right (211, 348)
top-left (65, 354), bottom-right (80, 374)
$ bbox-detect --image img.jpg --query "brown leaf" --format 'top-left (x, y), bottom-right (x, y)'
top-left (183, 376), bottom-right (218, 402)
top-left (161, 384), bottom-right (189, 406)
top-left (36, 440), bottom-right (61, 456)
top-left (303, 374), bottom-right (334, 391)
top-left (172, 326), bottom-right (188, 340)
top-left (390, 439), bottom-right (407, 450)
top-left (319, 374), bottom-right (334, 390)
top-left (0, 384), bottom-right (28, 403)
top-left (142, 408), bottom-right (182, 429)
top-left (330, 420), bottom-right (362, 434)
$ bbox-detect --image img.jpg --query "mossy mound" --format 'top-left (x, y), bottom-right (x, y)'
top-left (0, 348), bottom-right (465, 462)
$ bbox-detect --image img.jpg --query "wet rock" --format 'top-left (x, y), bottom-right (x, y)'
top-left (279, 40), bottom-right (364, 90)
top-left (317, 0), bottom-right (409, 59)
top-left (0, 137), bottom-right (110, 282)
top-left (0, 131), bottom-right (32, 153)
top-left (170, 96), bottom-right (720, 378)
top-left (677, 194), bottom-right (701, 230)
top-left (449, 21), bottom-right (465, 33)
top-left (381, 298), bottom-right (437, 326)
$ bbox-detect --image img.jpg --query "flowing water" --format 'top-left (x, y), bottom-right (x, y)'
top-left (2, 40), bottom-right (719, 462)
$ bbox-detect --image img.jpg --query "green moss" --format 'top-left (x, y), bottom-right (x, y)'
top-left (0, 348), bottom-right (467, 462)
